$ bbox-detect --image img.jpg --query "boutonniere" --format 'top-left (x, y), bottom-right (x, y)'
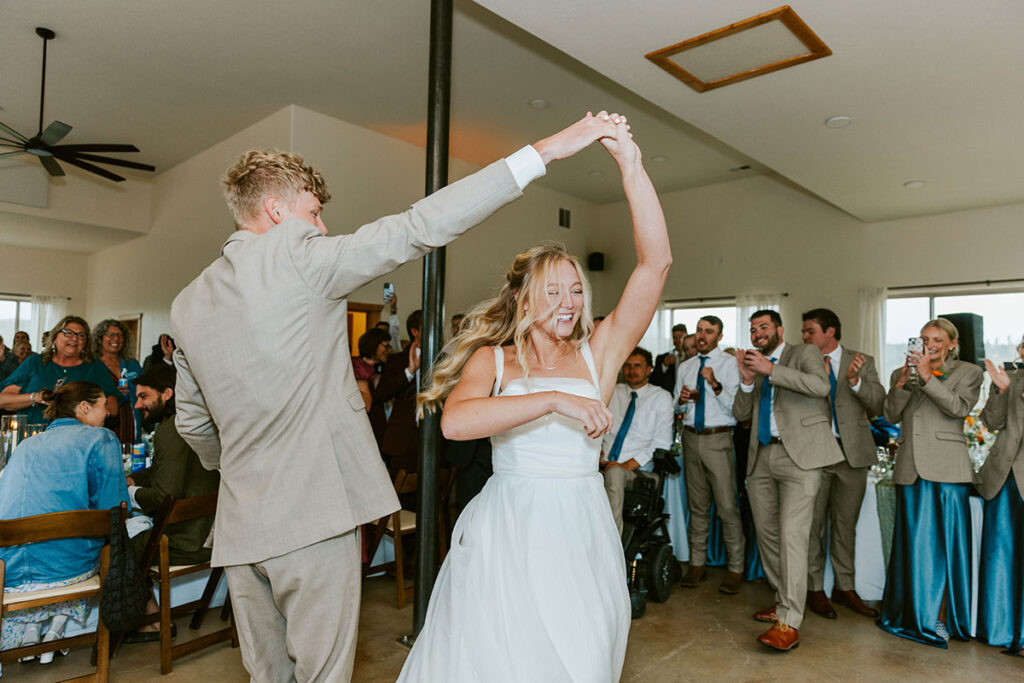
top-left (931, 367), bottom-right (948, 381)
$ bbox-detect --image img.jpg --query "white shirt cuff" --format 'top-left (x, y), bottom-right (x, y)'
top-left (404, 368), bottom-right (415, 383)
top-left (128, 485), bottom-right (143, 511)
top-left (739, 382), bottom-right (754, 393)
top-left (505, 145), bottom-right (546, 191)
top-left (850, 377), bottom-right (862, 392)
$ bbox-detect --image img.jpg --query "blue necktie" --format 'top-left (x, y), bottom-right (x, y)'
top-left (757, 357), bottom-right (778, 445)
top-left (694, 355), bottom-right (709, 432)
top-left (827, 356), bottom-right (839, 433)
top-left (608, 391), bottom-right (637, 462)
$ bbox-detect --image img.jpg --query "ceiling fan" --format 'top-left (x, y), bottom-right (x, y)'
top-left (0, 27), bottom-right (155, 183)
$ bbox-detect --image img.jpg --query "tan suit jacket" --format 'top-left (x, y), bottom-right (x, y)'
top-left (833, 349), bottom-right (886, 468)
top-left (733, 342), bottom-right (844, 474)
top-left (978, 368), bottom-right (1024, 500)
top-left (883, 359), bottom-right (983, 486)
top-left (171, 159), bottom-right (522, 566)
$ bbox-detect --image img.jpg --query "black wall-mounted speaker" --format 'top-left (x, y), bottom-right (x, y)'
top-left (942, 312), bottom-right (986, 366)
top-left (587, 252), bottom-right (605, 271)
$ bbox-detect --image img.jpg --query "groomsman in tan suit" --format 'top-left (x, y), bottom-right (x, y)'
top-left (171, 113), bottom-right (622, 682)
top-left (733, 310), bottom-right (843, 651)
top-left (800, 308), bottom-right (885, 619)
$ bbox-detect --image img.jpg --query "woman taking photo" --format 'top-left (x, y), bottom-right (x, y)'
top-left (877, 318), bottom-right (983, 647)
top-left (398, 113), bottom-right (670, 682)
top-left (92, 318), bottom-right (144, 444)
top-left (976, 335), bottom-right (1024, 654)
top-left (0, 381), bottom-right (130, 664)
top-left (0, 316), bottom-right (118, 424)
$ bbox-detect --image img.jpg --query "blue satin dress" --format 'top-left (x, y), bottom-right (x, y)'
top-left (977, 476), bottom-right (1024, 653)
top-left (876, 478), bottom-right (973, 648)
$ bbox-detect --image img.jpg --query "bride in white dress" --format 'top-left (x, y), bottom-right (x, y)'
top-left (399, 113), bottom-right (670, 683)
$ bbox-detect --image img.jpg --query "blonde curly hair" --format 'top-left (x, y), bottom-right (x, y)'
top-left (222, 150), bottom-right (331, 226)
top-left (418, 243), bottom-right (594, 415)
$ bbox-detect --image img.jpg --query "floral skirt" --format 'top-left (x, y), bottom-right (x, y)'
top-left (1, 568), bottom-right (97, 651)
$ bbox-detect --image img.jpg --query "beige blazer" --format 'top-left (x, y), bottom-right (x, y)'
top-left (733, 342), bottom-right (844, 474)
top-left (978, 369), bottom-right (1024, 500)
top-left (833, 349), bottom-right (886, 468)
top-left (883, 359), bottom-right (983, 486)
top-left (171, 159), bottom-right (522, 566)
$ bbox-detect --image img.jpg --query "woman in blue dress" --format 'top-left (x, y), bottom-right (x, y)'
top-left (0, 315), bottom-right (119, 424)
top-left (0, 381), bottom-right (130, 666)
top-left (92, 318), bottom-right (144, 444)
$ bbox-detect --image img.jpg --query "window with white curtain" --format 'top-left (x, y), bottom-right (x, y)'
top-left (640, 299), bottom-right (741, 357)
top-left (0, 296), bottom-right (34, 348)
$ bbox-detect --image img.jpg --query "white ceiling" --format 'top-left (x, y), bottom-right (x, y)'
top-left (0, 0), bottom-right (1021, 254)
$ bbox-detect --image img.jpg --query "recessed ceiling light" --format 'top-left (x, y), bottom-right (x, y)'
top-left (528, 98), bottom-right (549, 110)
top-left (824, 115), bottom-right (853, 128)
top-left (651, 155), bottom-right (668, 163)
top-left (903, 180), bottom-right (926, 189)
top-left (588, 169), bottom-right (604, 177)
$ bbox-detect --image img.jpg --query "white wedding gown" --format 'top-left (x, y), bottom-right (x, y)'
top-left (397, 344), bottom-right (630, 682)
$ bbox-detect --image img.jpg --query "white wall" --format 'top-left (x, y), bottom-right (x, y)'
top-left (0, 243), bottom-right (89, 311)
top-left (85, 105), bottom-right (602, 350)
top-left (593, 173), bottom-right (1024, 347)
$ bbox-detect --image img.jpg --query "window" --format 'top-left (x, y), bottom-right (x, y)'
top-left (640, 301), bottom-right (740, 358)
top-left (0, 297), bottom-right (33, 349)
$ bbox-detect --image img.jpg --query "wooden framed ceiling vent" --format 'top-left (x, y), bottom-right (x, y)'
top-left (645, 5), bottom-right (831, 93)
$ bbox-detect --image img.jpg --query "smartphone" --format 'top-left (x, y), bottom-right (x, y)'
top-left (907, 337), bottom-right (923, 355)
top-left (383, 282), bottom-right (395, 302)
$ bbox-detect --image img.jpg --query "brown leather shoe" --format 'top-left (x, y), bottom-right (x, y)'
top-left (758, 622), bottom-right (799, 651)
top-left (806, 590), bottom-right (837, 619)
top-left (831, 588), bottom-right (879, 617)
top-left (680, 565), bottom-right (707, 588)
top-left (718, 571), bottom-right (743, 595)
top-left (753, 603), bottom-right (777, 623)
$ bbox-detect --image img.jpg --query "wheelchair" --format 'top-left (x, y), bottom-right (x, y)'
top-left (621, 448), bottom-right (681, 618)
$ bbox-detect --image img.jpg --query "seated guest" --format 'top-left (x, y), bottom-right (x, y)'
top-left (122, 363), bottom-right (220, 643)
top-left (651, 323), bottom-right (687, 392)
top-left (674, 315), bottom-right (744, 594)
top-left (976, 339), bottom-right (1024, 653)
top-left (11, 330), bottom-right (31, 355)
top-left (0, 336), bottom-right (18, 381)
top-left (377, 310), bottom-right (423, 476)
top-left (0, 381), bottom-right (129, 663)
top-left (0, 316), bottom-right (119, 424)
top-left (353, 328), bottom-right (391, 442)
top-left (141, 333), bottom-right (175, 373)
top-left (601, 347), bottom-right (674, 537)
top-left (878, 318), bottom-right (982, 647)
top-left (93, 319), bottom-right (144, 444)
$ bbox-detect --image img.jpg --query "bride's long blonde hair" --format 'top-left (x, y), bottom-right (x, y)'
top-left (418, 243), bottom-right (595, 414)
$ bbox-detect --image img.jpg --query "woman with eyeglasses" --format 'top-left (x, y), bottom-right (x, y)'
top-left (0, 315), bottom-right (118, 425)
top-left (92, 319), bottom-right (143, 445)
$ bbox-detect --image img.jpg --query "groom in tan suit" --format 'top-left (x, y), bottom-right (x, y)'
top-left (800, 308), bottom-right (886, 620)
top-left (171, 113), bottom-right (622, 681)
top-left (733, 310), bottom-right (843, 651)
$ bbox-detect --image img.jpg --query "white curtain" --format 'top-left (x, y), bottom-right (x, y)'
top-left (735, 293), bottom-right (781, 343)
top-left (31, 296), bottom-right (68, 348)
top-left (858, 287), bottom-right (887, 361)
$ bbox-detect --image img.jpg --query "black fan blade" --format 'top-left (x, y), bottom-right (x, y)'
top-left (52, 143), bottom-right (140, 153)
top-left (62, 151), bottom-right (155, 172)
top-left (0, 151), bottom-right (25, 159)
top-left (0, 140), bottom-right (24, 148)
top-left (57, 154), bottom-right (125, 182)
top-left (40, 155), bottom-right (65, 177)
top-left (38, 120), bottom-right (72, 146)
top-left (0, 122), bottom-right (28, 143)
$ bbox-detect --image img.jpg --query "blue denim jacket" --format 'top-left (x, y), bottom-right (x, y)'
top-left (0, 418), bottom-right (130, 586)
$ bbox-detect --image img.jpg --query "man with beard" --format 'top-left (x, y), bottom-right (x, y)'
top-left (675, 315), bottom-right (743, 594)
top-left (127, 363), bottom-right (220, 566)
top-left (733, 310), bottom-right (843, 651)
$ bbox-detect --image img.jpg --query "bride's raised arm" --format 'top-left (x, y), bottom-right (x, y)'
top-left (589, 120), bottom-right (672, 398)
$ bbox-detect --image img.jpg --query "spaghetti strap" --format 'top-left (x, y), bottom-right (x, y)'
top-left (492, 346), bottom-right (505, 396)
top-left (580, 341), bottom-right (600, 390)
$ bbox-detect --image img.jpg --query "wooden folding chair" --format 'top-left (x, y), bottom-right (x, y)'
top-left (0, 507), bottom-right (114, 682)
top-left (131, 491), bottom-right (236, 674)
top-left (365, 467), bottom-right (455, 608)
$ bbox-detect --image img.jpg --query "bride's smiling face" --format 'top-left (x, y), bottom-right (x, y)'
top-left (531, 259), bottom-right (584, 340)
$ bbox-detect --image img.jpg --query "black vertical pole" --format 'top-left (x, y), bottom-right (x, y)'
top-left (412, 0), bottom-right (453, 636)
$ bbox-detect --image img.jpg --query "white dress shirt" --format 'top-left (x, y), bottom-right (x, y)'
top-left (674, 346), bottom-right (740, 428)
top-left (738, 341), bottom-right (786, 438)
top-left (601, 382), bottom-right (674, 471)
top-left (823, 344), bottom-right (862, 438)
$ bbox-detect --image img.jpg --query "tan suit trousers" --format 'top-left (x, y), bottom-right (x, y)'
top-left (604, 466), bottom-right (655, 536)
top-left (225, 529), bottom-right (361, 683)
top-left (682, 430), bottom-right (745, 572)
top-left (747, 443), bottom-right (822, 629)
top-left (807, 456), bottom-right (869, 591)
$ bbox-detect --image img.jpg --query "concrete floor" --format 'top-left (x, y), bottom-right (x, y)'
top-left (10, 566), bottom-right (1024, 682)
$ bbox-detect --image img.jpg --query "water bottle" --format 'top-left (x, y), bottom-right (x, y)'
top-left (131, 442), bottom-right (147, 473)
